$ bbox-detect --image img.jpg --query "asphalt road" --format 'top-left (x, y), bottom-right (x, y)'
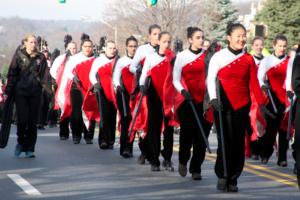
top-left (0, 125), bottom-right (300, 200)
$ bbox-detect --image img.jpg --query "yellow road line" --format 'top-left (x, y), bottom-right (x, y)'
top-left (173, 146), bottom-right (298, 188)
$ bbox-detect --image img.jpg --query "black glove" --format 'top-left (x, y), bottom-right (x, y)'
top-left (117, 85), bottom-right (124, 93)
top-left (140, 85), bottom-right (147, 95)
top-left (260, 105), bottom-right (275, 119)
top-left (73, 76), bottom-right (81, 86)
top-left (210, 98), bottom-right (222, 111)
top-left (181, 89), bottom-right (192, 101)
top-left (261, 84), bottom-right (270, 93)
top-left (287, 91), bottom-right (294, 99)
top-left (92, 83), bottom-right (102, 93)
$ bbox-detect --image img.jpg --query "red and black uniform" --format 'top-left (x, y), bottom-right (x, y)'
top-left (50, 53), bottom-right (71, 138)
top-left (113, 56), bottom-right (135, 156)
top-left (139, 50), bottom-right (175, 168)
top-left (247, 55), bottom-right (266, 158)
top-left (173, 48), bottom-right (212, 175)
top-left (129, 43), bottom-right (157, 161)
top-left (90, 54), bottom-right (117, 149)
top-left (207, 47), bottom-right (265, 186)
top-left (65, 52), bottom-right (96, 143)
top-left (258, 54), bottom-right (290, 164)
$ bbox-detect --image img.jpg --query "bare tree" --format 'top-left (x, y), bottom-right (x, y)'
top-left (103, 0), bottom-right (224, 52)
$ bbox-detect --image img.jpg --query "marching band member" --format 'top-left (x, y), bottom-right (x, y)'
top-left (207, 23), bottom-right (268, 192)
top-left (89, 40), bottom-right (118, 149)
top-left (173, 27), bottom-right (211, 179)
top-left (139, 31), bottom-right (175, 171)
top-left (113, 36), bottom-right (138, 158)
top-left (258, 34), bottom-right (290, 167)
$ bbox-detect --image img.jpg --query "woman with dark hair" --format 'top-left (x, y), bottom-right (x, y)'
top-left (139, 31), bottom-right (175, 172)
top-left (89, 40), bottom-right (118, 149)
top-left (247, 36), bottom-right (267, 160)
top-left (258, 34), bottom-right (290, 167)
top-left (207, 23), bottom-right (268, 192)
top-left (113, 36), bottom-right (138, 158)
top-left (5, 34), bottom-right (47, 158)
top-left (129, 24), bottom-right (161, 165)
top-left (64, 38), bottom-right (96, 144)
top-left (173, 27), bottom-right (211, 180)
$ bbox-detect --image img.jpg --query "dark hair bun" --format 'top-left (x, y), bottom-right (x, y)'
top-left (80, 33), bottom-right (90, 42)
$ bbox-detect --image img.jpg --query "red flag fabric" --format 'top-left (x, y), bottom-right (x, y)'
top-left (73, 57), bottom-right (100, 127)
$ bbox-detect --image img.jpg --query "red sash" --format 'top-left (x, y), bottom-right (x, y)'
top-left (267, 57), bottom-right (289, 104)
top-left (121, 65), bottom-right (135, 94)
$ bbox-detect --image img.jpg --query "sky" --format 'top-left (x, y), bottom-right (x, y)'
top-left (0, 0), bottom-right (250, 20)
top-left (0, 0), bottom-right (109, 20)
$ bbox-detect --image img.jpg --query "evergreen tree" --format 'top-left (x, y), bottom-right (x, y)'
top-left (209, 0), bottom-right (239, 46)
top-left (255, 0), bottom-right (300, 50)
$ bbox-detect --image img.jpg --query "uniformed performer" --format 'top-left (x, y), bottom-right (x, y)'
top-left (5, 34), bottom-right (47, 158)
top-left (258, 34), bottom-right (290, 167)
top-left (113, 36), bottom-right (138, 158)
top-left (64, 38), bottom-right (95, 144)
top-left (173, 27), bottom-right (211, 180)
top-left (139, 31), bottom-right (175, 171)
top-left (129, 24), bottom-right (161, 164)
top-left (207, 23), bottom-right (268, 192)
top-left (50, 41), bottom-right (77, 140)
top-left (247, 36), bottom-right (266, 160)
top-left (89, 40), bottom-right (117, 149)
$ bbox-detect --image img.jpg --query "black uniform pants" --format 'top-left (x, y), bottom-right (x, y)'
top-left (116, 89), bottom-right (133, 155)
top-left (161, 117), bottom-right (174, 162)
top-left (259, 92), bottom-right (289, 162)
top-left (15, 94), bottom-right (41, 152)
top-left (97, 88), bottom-right (116, 146)
top-left (59, 117), bottom-right (70, 138)
top-left (214, 103), bottom-right (250, 186)
top-left (70, 86), bottom-right (95, 140)
top-left (38, 90), bottom-right (50, 126)
top-left (146, 83), bottom-right (164, 166)
top-left (177, 101), bottom-right (211, 174)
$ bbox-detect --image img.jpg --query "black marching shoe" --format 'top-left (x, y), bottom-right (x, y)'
top-left (277, 160), bottom-right (288, 167)
top-left (227, 184), bottom-right (238, 192)
top-left (121, 149), bottom-right (131, 158)
top-left (192, 173), bottom-right (202, 180)
top-left (151, 165), bottom-right (160, 172)
top-left (251, 154), bottom-right (259, 160)
top-left (137, 154), bottom-right (146, 165)
top-left (85, 138), bottom-right (93, 144)
top-left (99, 142), bottom-right (108, 149)
top-left (178, 163), bottom-right (187, 177)
top-left (60, 136), bottom-right (68, 141)
top-left (261, 157), bottom-right (269, 164)
top-left (73, 138), bottom-right (80, 144)
top-left (162, 160), bottom-right (174, 172)
top-left (217, 178), bottom-right (227, 191)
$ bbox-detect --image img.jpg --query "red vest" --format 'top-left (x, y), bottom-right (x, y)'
top-left (267, 57), bottom-right (289, 104)
top-left (97, 61), bottom-right (115, 102)
top-left (218, 53), bottom-right (264, 110)
top-left (181, 53), bottom-right (206, 103)
top-left (121, 64), bottom-right (135, 94)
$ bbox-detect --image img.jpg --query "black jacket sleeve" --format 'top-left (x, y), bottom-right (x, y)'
top-left (5, 50), bottom-right (20, 96)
